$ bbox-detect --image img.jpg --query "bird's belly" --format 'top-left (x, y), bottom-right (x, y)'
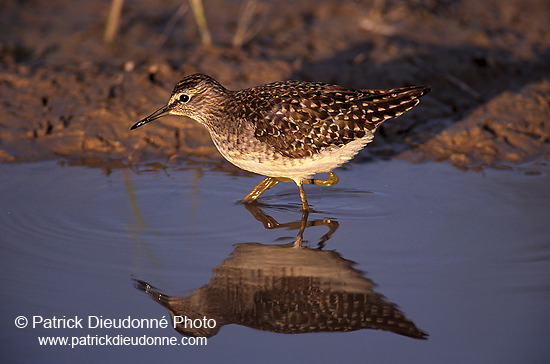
top-left (213, 135), bottom-right (374, 181)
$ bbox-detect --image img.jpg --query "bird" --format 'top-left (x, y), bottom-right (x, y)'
top-left (131, 73), bottom-right (430, 210)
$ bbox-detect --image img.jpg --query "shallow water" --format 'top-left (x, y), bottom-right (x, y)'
top-left (2, 158), bottom-right (549, 363)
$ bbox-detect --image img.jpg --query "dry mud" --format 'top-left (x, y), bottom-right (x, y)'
top-left (1, 0), bottom-right (549, 169)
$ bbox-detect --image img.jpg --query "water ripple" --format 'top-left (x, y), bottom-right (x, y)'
top-left (260, 187), bottom-right (410, 219)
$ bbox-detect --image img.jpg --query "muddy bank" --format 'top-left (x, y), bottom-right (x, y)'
top-left (1, 0), bottom-right (549, 168)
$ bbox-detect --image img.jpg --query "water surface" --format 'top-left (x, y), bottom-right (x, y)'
top-left (2, 159), bottom-right (549, 363)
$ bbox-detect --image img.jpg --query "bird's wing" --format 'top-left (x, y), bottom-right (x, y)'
top-left (253, 85), bottom-right (429, 158)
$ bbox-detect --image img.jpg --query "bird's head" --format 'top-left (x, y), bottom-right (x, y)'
top-left (130, 73), bottom-right (228, 130)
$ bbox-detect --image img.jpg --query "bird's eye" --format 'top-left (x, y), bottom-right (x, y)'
top-left (179, 94), bottom-right (190, 103)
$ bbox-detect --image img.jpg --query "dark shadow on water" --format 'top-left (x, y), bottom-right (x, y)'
top-left (134, 205), bottom-right (428, 340)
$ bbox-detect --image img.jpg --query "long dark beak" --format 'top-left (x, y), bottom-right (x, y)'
top-left (130, 105), bottom-right (171, 130)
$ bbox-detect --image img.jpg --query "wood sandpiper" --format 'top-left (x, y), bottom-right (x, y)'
top-left (131, 73), bottom-right (430, 210)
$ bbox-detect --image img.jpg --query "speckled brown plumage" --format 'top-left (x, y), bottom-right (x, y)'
top-left (131, 73), bottom-right (430, 209)
top-left (239, 81), bottom-right (428, 159)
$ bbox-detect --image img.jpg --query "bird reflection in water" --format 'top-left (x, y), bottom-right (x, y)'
top-left (134, 205), bottom-right (427, 339)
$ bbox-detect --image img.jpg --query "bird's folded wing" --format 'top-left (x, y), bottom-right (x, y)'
top-left (253, 86), bottom-right (428, 158)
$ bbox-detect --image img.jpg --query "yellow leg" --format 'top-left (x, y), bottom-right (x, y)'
top-left (303, 171), bottom-right (339, 187)
top-left (241, 172), bottom-right (338, 208)
top-left (241, 177), bottom-right (280, 203)
top-left (265, 172), bottom-right (339, 186)
top-left (296, 181), bottom-right (310, 211)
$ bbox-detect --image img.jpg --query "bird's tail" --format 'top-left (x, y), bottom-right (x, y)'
top-left (361, 85), bottom-right (431, 127)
